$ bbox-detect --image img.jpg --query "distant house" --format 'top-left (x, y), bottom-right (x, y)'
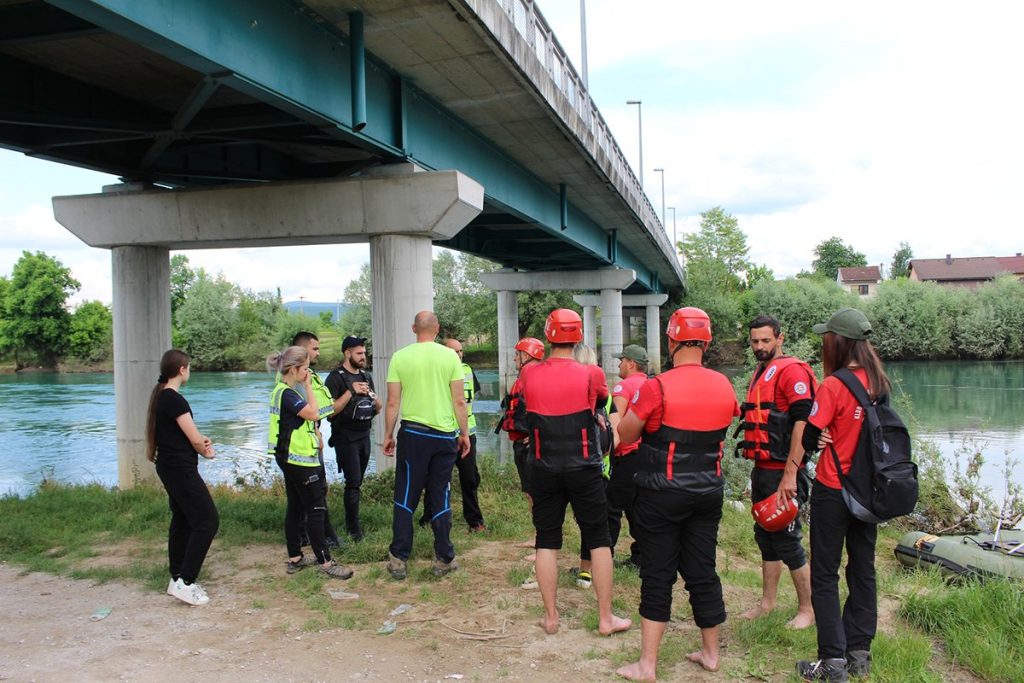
top-left (908, 253), bottom-right (1024, 289)
top-left (837, 265), bottom-right (882, 297)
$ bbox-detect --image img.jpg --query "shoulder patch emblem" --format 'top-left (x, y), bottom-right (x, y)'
top-left (613, 384), bottom-right (623, 394)
top-left (794, 381), bottom-right (808, 396)
top-left (632, 389), bottom-right (641, 404)
top-left (764, 366), bottom-right (778, 382)
top-left (810, 401), bottom-right (819, 417)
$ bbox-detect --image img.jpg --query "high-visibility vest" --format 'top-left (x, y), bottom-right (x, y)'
top-left (267, 381), bottom-right (320, 467)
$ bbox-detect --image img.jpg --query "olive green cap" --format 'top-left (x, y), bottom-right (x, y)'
top-left (812, 307), bottom-right (872, 340)
top-left (613, 344), bottom-right (649, 365)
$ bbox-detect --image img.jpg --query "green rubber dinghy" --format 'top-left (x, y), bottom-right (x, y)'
top-left (895, 529), bottom-right (1024, 580)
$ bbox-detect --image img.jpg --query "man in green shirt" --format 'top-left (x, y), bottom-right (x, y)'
top-left (383, 311), bottom-right (470, 580)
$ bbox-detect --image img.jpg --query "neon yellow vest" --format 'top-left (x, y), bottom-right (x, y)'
top-left (309, 371), bottom-right (335, 422)
top-left (462, 362), bottom-right (477, 435)
top-left (267, 381), bottom-right (320, 467)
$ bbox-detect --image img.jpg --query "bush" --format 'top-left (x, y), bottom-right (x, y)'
top-left (740, 277), bottom-right (857, 347)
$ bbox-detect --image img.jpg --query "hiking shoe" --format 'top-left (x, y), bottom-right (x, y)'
top-left (325, 535), bottom-right (345, 549)
top-left (168, 578), bottom-right (209, 606)
top-left (387, 553), bottom-right (408, 580)
top-left (286, 554), bottom-right (317, 574)
top-left (796, 658), bottom-right (849, 682)
top-left (575, 570), bottom-right (593, 589)
top-left (846, 650), bottom-right (871, 677)
top-left (319, 560), bottom-right (354, 580)
top-left (431, 557), bottom-right (460, 578)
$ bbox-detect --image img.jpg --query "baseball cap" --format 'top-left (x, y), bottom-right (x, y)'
top-left (811, 308), bottom-right (872, 340)
top-left (613, 344), bottom-right (649, 365)
top-left (342, 335), bottom-right (368, 351)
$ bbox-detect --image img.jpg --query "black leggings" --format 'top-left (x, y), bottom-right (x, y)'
top-left (280, 460), bottom-right (332, 564)
top-left (156, 465), bottom-right (219, 584)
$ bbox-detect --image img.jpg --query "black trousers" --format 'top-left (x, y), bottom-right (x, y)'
top-left (809, 481), bottom-right (877, 659)
top-left (751, 466), bottom-right (809, 569)
top-left (609, 454), bottom-right (642, 563)
top-left (513, 439), bottom-right (531, 492)
top-left (334, 430), bottom-right (372, 535)
top-left (423, 434), bottom-right (483, 528)
top-left (389, 422), bottom-right (458, 563)
top-left (633, 486), bottom-right (725, 627)
top-left (156, 464), bottom-right (219, 584)
top-left (280, 459), bottom-right (332, 564)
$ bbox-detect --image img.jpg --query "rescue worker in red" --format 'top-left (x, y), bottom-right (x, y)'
top-left (737, 314), bottom-right (817, 629)
top-left (616, 307), bottom-right (739, 681)
top-left (498, 337), bottom-right (545, 501)
top-left (517, 308), bottom-right (632, 637)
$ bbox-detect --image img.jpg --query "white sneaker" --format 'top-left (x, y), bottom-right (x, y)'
top-left (168, 578), bottom-right (210, 606)
top-left (166, 578), bottom-right (177, 596)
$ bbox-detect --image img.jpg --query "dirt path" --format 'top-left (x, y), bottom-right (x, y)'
top-left (0, 539), bottom-right (733, 683)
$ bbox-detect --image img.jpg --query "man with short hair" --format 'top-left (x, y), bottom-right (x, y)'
top-left (325, 335), bottom-right (382, 542)
top-left (382, 311), bottom-right (470, 580)
top-left (608, 344), bottom-right (650, 568)
top-left (422, 338), bottom-right (485, 532)
top-left (737, 314), bottom-right (817, 629)
top-left (291, 331), bottom-right (344, 548)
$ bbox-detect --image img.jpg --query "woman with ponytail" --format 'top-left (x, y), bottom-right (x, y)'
top-left (267, 346), bottom-right (353, 580)
top-left (145, 349), bottom-right (219, 606)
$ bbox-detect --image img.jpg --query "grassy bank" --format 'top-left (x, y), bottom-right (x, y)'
top-left (1, 460), bottom-right (1018, 682)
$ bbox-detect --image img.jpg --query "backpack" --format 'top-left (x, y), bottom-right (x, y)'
top-left (829, 368), bottom-right (918, 523)
top-left (330, 370), bottom-right (376, 424)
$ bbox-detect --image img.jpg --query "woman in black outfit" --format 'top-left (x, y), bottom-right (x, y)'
top-left (145, 349), bottom-right (219, 606)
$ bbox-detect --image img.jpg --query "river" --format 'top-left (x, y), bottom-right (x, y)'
top-left (1, 362), bottom-right (1021, 497)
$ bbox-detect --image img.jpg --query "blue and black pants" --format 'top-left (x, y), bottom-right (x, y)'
top-left (389, 421), bottom-right (459, 563)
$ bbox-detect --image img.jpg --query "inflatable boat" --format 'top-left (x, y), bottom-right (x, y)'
top-left (894, 529), bottom-right (1024, 580)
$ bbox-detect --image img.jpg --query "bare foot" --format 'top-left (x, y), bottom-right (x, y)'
top-left (739, 602), bottom-right (775, 620)
top-left (524, 553), bottom-right (536, 562)
top-left (687, 651), bottom-right (719, 673)
top-left (785, 611), bottom-right (815, 630)
top-left (516, 539), bottom-right (535, 548)
top-left (537, 615), bottom-right (559, 634)
top-left (616, 661), bottom-right (656, 682)
top-left (598, 614), bottom-right (633, 636)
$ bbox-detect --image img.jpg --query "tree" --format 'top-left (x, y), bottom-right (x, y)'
top-left (812, 237), bottom-right (867, 281)
top-left (175, 270), bottom-right (238, 369)
top-left (0, 251), bottom-right (80, 366)
top-left (681, 206), bottom-right (751, 291)
top-left (68, 301), bottom-right (113, 362)
top-left (343, 262), bottom-right (371, 307)
top-left (170, 254), bottom-right (196, 321)
top-left (890, 242), bottom-right (914, 279)
top-left (745, 263), bottom-right (775, 288)
top-left (339, 262), bottom-right (372, 344)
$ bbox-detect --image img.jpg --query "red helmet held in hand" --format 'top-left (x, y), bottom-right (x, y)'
top-left (545, 308), bottom-right (583, 344)
top-left (752, 492), bottom-right (799, 532)
top-left (515, 337), bottom-right (545, 361)
top-left (666, 306), bottom-right (712, 343)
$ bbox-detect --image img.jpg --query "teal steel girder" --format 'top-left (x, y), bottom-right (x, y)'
top-left (48, 0), bottom-right (662, 292)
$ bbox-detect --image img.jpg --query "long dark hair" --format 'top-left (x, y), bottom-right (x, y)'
top-left (821, 332), bottom-right (890, 399)
top-left (145, 349), bottom-right (190, 462)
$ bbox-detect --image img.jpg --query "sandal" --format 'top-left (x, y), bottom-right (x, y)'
top-left (286, 555), bottom-right (317, 574)
top-left (320, 560), bottom-right (354, 580)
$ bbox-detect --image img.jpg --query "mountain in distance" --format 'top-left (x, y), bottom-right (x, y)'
top-left (282, 301), bottom-right (355, 319)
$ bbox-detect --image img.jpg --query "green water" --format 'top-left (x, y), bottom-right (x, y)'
top-left (1, 362), bottom-right (1020, 496)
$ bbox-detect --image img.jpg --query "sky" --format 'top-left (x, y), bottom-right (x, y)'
top-left (2, 0), bottom-right (1023, 304)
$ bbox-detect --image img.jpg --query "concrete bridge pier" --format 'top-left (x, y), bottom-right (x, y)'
top-left (582, 305), bottom-right (597, 350)
top-left (54, 170), bottom-right (483, 485)
top-left (573, 293), bottom-right (668, 373)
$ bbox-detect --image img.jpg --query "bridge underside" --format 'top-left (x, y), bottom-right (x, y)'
top-left (0, 0), bottom-right (673, 289)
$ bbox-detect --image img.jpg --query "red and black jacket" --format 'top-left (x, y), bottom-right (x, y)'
top-left (496, 377), bottom-right (529, 442)
top-left (735, 356), bottom-right (816, 466)
top-left (635, 365), bottom-right (736, 495)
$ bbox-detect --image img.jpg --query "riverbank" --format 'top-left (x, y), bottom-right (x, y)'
top-left (1, 463), bottom-right (1016, 682)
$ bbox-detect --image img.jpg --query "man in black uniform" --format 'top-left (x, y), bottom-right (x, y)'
top-left (325, 335), bottom-right (382, 542)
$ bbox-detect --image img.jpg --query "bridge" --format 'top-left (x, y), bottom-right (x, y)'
top-left (1, 0), bottom-right (684, 484)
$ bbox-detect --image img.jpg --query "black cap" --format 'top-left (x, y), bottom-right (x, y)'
top-left (342, 335), bottom-right (367, 351)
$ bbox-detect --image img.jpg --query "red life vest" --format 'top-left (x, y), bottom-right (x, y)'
top-left (635, 365), bottom-right (735, 494)
top-left (498, 377), bottom-right (529, 442)
top-left (736, 356), bottom-right (817, 465)
top-left (521, 359), bottom-right (602, 473)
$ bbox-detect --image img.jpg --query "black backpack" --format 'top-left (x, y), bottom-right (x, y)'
top-left (330, 370), bottom-right (376, 424)
top-left (828, 368), bottom-right (919, 523)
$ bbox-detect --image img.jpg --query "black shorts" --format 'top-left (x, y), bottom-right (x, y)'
top-left (751, 466), bottom-right (809, 569)
top-left (513, 440), bottom-right (531, 493)
top-left (530, 465), bottom-right (610, 550)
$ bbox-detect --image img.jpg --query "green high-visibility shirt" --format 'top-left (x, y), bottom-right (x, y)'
top-left (387, 341), bottom-right (464, 432)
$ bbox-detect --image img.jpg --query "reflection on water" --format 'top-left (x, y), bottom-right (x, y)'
top-left (1, 361), bottom-right (1020, 496)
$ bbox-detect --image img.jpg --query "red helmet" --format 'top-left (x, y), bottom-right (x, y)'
top-left (544, 308), bottom-right (583, 344)
top-left (515, 337), bottom-right (545, 361)
top-left (666, 307), bottom-right (712, 343)
top-left (752, 492), bottom-right (799, 532)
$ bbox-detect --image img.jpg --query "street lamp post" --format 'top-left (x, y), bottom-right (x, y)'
top-left (668, 206), bottom-right (677, 254)
top-left (653, 168), bottom-right (665, 227)
top-left (626, 100), bottom-right (643, 189)
top-left (580, 0), bottom-right (588, 90)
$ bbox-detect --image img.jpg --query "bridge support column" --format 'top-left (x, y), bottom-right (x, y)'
top-left (495, 289), bottom-right (519, 462)
top-left (582, 305), bottom-right (597, 350)
top-left (600, 288), bottom-right (624, 375)
top-left (646, 304), bottom-right (662, 373)
top-left (112, 245), bottom-right (171, 488)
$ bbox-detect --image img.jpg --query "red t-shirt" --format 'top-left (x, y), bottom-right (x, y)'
top-left (630, 364), bottom-right (740, 433)
top-left (611, 372), bottom-right (647, 455)
top-left (808, 368), bottom-right (869, 489)
top-left (519, 357), bottom-right (608, 416)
